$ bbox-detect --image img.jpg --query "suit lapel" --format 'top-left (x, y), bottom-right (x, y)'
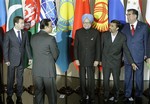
top-left (11, 29), bottom-right (20, 44)
top-left (134, 21), bottom-right (141, 36)
top-left (112, 32), bottom-right (120, 44)
top-left (107, 32), bottom-right (113, 47)
top-left (21, 30), bottom-right (24, 44)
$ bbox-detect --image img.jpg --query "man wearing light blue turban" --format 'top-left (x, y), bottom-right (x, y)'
top-left (74, 13), bottom-right (100, 104)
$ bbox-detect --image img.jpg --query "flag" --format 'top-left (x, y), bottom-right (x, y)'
top-left (72, 0), bottom-right (90, 39)
top-left (0, 0), bottom-right (7, 32)
top-left (7, 0), bottom-right (23, 31)
top-left (146, 0), bottom-right (150, 27)
top-left (40, 0), bottom-right (57, 35)
top-left (56, 0), bottom-right (74, 73)
top-left (24, 0), bottom-right (40, 34)
top-left (108, 0), bottom-right (125, 24)
top-left (126, 0), bottom-right (143, 21)
top-left (92, 0), bottom-right (108, 32)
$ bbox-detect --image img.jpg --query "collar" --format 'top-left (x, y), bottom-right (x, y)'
top-left (130, 20), bottom-right (138, 29)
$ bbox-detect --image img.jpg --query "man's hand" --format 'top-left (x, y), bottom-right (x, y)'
top-left (131, 63), bottom-right (138, 71)
top-left (94, 61), bottom-right (99, 66)
top-left (5, 62), bottom-right (10, 66)
top-left (28, 59), bottom-right (33, 65)
top-left (75, 60), bottom-right (80, 66)
top-left (146, 58), bottom-right (150, 64)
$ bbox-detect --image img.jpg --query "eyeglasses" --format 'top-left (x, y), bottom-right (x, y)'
top-left (83, 22), bottom-right (91, 24)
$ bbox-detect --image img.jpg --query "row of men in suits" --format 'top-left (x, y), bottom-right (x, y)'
top-left (2, 16), bottom-right (59, 104)
top-left (1, 9), bottom-right (150, 104)
top-left (74, 9), bottom-right (149, 103)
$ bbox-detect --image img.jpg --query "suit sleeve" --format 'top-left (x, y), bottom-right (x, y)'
top-left (25, 31), bottom-right (32, 59)
top-left (49, 37), bottom-right (59, 61)
top-left (144, 24), bottom-right (149, 57)
top-left (95, 31), bottom-right (100, 61)
top-left (123, 36), bottom-right (134, 64)
top-left (3, 32), bottom-right (9, 62)
top-left (147, 32), bottom-right (150, 58)
top-left (100, 32), bottom-right (105, 61)
top-left (74, 30), bottom-right (79, 60)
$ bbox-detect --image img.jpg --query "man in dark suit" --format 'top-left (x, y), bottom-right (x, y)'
top-left (121, 9), bottom-right (148, 101)
top-left (101, 20), bottom-right (137, 102)
top-left (31, 19), bottom-right (59, 104)
top-left (74, 14), bottom-right (100, 104)
top-left (3, 16), bottom-right (32, 104)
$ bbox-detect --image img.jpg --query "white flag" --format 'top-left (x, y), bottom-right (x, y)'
top-left (146, 0), bottom-right (150, 26)
top-left (126, 0), bottom-right (143, 21)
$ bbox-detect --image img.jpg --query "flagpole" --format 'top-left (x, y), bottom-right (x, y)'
top-left (58, 69), bottom-right (74, 96)
top-left (0, 63), bottom-right (4, 104)
top-left (58, 35), bottom-right (74, 96)
top-left (143, 63), bottom-right (150, 98)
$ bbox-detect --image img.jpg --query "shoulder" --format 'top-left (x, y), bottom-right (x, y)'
top-left (91, 28), bottom-right (100, 34)
top-left (118, 32), bottom-right (127, 41)
top-left (102, 31), bottom-right (109, 36)
top-left (76, 28), bottom-right (84, 32)
top-left (138, 21), bottom-right (148, 27)
top-left (122, 23), bottom-right (130, 28)
top-left (6, 29), bottom-right (13, 35)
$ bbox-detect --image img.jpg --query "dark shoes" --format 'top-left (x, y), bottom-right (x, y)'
top-left (123, 96), bottom-right (134, 102)
top-left (104, 97), bottom-right (109, 102)
top-left (6, 96), bottom-right (14, 104)
top-left (16, 96), bottom-right (23, 104)
top-left (6, 96), bottom-right (22, 104)
top-left (79, 98), bottom-right (86, 104)
top-left (89, 99), bottom-right (95, 104)
top-left (109, 96), bottom-right (118, 102)
top-left (80, 98), bottom-right (95, 104)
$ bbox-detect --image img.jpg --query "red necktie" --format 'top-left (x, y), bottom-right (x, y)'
top-left (131, 25), bottom-right (135, 36)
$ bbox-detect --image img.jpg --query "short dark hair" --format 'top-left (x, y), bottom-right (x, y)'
top-left (111, 20), bottom-right (121, 29)
top-left (40, 19), bottom-right (51, 29)
top-left (13, 16), bottom-right (24, 26)
top-left (127, 9), bottom-right (138, 19)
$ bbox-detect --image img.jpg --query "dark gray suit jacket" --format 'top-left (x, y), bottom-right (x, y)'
top-left (74, 28), bottom-right (100, 66)
top-left (3, 28), bottom-right (32, 67)
top-left (101, 31), bottom-right (134, 69)
top-left (31, 30), bottom-right (59, 78)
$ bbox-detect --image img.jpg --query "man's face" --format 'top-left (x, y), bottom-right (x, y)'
top-left (126, 11), bottom-right (137, 24)
top-left (47, 22), bottom-right (52, 33)
top-left (15, 19), bottom-right (24, 30)
top-left (83, 18), bottom-right (92, 30)
top-left (109, 23), bottom-right (118, 33)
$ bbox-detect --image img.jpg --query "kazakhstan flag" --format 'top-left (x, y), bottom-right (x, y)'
top-left (56, 0), bottom-right (74, 73)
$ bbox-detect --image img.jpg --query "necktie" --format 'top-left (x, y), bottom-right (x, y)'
top-left (131, 25), bottom-right (135, 36)
top-left (17, 31), bottom-right (22, 43)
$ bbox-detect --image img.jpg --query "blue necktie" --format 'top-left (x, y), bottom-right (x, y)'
top-left (17, 31), bottom-right (21, 43)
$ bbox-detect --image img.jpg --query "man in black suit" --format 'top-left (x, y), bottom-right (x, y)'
top-left (31, 19), bottom-right (59, 104)
top-left (101, 20), bottom-right (137, 102)
top-left (74, 14), bottom-right (100, 104)
top-left (3, 16), bottom-right (32, 104)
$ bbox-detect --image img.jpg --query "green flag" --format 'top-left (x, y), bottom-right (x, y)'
top-left (6, 0), bottom-right (23, 31)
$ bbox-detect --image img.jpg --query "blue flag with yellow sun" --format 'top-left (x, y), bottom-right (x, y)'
top-left (56, 0), bottom-right (74, 73)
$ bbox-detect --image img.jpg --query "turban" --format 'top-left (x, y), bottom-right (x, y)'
top-left (82, 14), bottom-right (94, 23)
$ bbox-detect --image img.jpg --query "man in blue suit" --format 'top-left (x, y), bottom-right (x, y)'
top-left (122, 9), bottom-right (148, 101)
